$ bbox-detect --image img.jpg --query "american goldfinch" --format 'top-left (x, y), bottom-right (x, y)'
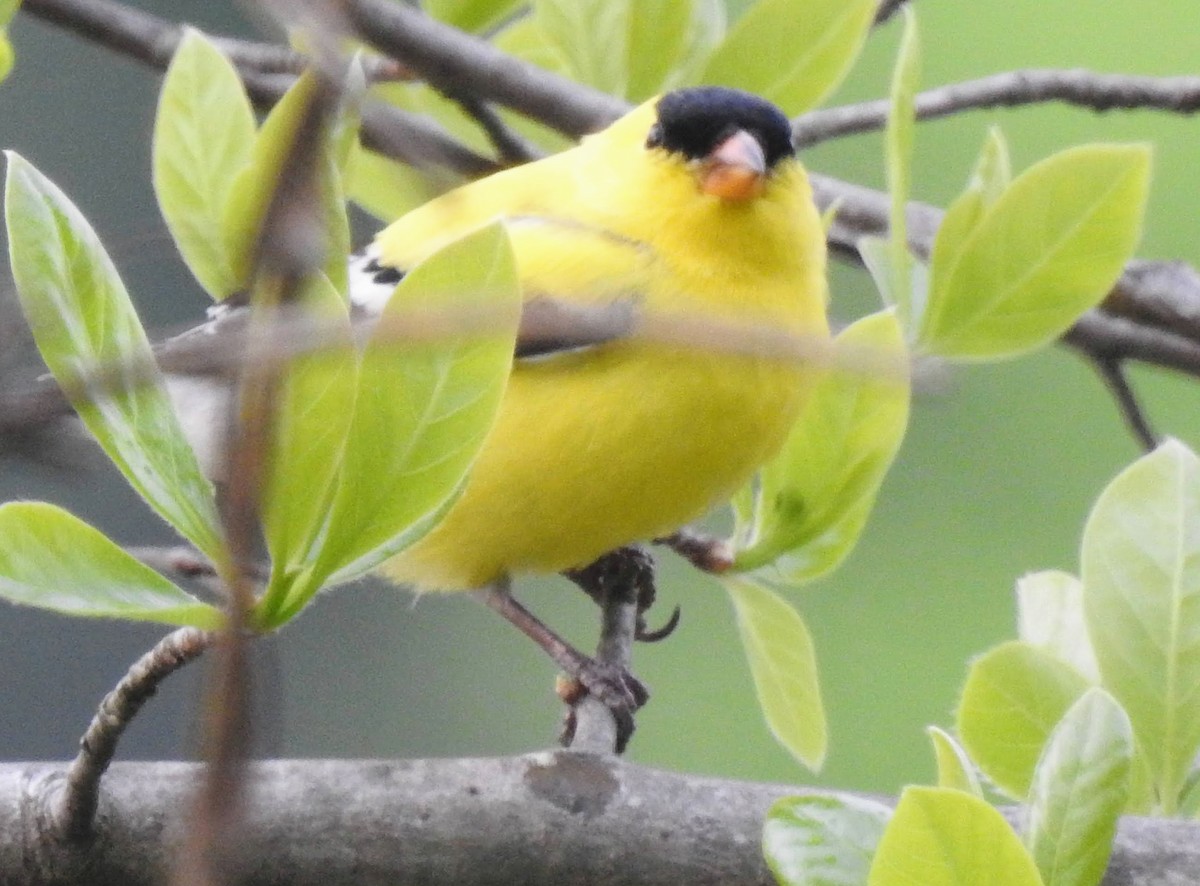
top-left (352, 86), bottom-right (829, 592)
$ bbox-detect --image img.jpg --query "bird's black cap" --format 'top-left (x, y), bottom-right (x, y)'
top-left (646, 87), bottom-right (795, 169)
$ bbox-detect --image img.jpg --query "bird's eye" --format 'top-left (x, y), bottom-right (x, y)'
top-left (645, 124), bottom-right (664, 150)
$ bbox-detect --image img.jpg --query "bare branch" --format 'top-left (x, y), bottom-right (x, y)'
top-left (1087, 357), bottom-right (1159, 452)
top-left (6, 756), bottom-right (1196, 886)
top-left (451, 93), bottom-right (545, 165)
top-left (343, 0), bottom-right (626, 137)
top-left (794, 69), bottom-right (1200, 148)
top-left (52, 628), bottom-right (214, 841)
top-left (655, 529), bottom-right (734, 574)
top-left (20, 0), bottom-right (500, 176)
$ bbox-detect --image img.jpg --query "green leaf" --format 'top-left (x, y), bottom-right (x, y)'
top-left (347, 144), bottom-right (448, 223)
top-left (290, 221), bottom-right (520, 608)
top-left (956, 641), bottom-right (1090, 799)
top-left (700, 0), bottom-right (876, 116)
top-left (928, 725), bottom-right (983, 798)
top-left (0, 0), bottom-right (18, 83)
top-left (724, 577), bottom-right (826, 770)
top-left (857, 235), bottom-right (929, 319)
top-left (918, 144), bottom-right (1151, 359)
top-left (1082, 439), bottom-right (1200, 813)
top-left (533, 0), bottom-right (633, 96)
top-left (4, 152), bottom-right (225, 562)
top-left (153, 28), bottom-right (256, 300)
top-left (884, 7), bottom-right (919, 328)
top-left (626, 0), bottom-right (694, 100)
top-left (926, 128), bottom-right (1013, 351)
top-left (971, 126), bottom-right (1012, 206)
top-left (1017, 570), bottom-right (1101, 684)
top-left (423, 0), bottom-right (523, 32)
top-left (1025, 688), bottom-right (1133, 886)
top-left (531, 0), bottom-right (692, 100)
top-left (223, 71), bottom-right (351, 296)
top-left (0, 32), bottom-right (13, 83)
top-left (764, 793), bottom-right (890, 886)
top-left (0, 502), bottom-right (222, 628)
top-left (259, 274), bottom-right (359, 604)
top-left (670, 0), bottom-right (726, 86)
top-left (733, 310), bottom-right (910, 583)
top-left (868, 787), bottom-right (1043, 886)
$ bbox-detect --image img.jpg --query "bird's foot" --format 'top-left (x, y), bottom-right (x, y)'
top-left (556, 663), bottom-right (649, 752)
top-left (564, 546), bottom-right (682, 643)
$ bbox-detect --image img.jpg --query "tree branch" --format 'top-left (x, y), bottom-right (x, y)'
top-left (4, 755), bottom-right (1195, 885)
top-left (793, 69), bottom-right (1200, 148)
top-left (51, 628), bottom-right (214, 842)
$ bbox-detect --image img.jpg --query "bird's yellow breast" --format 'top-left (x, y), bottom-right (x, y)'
top-left (378, 103), bottom-right (828, 590)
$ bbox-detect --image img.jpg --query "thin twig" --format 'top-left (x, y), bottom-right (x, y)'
top-left (654, 529), bottom-right (734, 574)
top-left (1086, 356), bottom-right (1159, 452)
top-left (54, 627), bottom-right (214, 841)
top-left (20, 0), bottom-right (395, 79)
top-left (451, 93), bottom-right (544, 165)
top-left (20, 0), bottom-right (499, 176)
top-left (794, 69), bottom-right (1200, 147)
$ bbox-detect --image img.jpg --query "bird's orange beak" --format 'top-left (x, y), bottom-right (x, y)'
top-left (699, 129), bottom-right (767, 201)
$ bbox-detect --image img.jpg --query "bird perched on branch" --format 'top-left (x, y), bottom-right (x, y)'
top-left (355, 86), bottom-right (829, 595)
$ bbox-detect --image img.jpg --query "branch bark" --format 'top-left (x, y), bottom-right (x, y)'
top-left (2, 755), bottom-right (1195, 886)
top-left (793, 69), bottom-right (1200, 148)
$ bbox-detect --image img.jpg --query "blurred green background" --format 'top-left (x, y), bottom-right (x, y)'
top-left (2, 0), bottom-right (1200, 797)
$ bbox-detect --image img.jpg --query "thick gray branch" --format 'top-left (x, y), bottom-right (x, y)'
top-left (2, 755), bottom-right (1195, 886)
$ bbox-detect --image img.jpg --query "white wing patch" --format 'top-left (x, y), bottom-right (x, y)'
top-left (349, 244), bottom-right (403, 314)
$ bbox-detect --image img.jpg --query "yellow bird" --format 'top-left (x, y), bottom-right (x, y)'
top-left (351, 86), bottom-right (829, 593)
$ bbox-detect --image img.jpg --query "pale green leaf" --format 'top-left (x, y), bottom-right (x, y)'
top-left (928, 725), bottom-right (983, 798)
top-left (0, 502), bottom-right (222, 628)
top-left (4, 152), bottom-right (225, 561)
top-left (347, 144), bottom-right (447, 223)
top-left (857, 236), bottom-right (929, 319)
top-left (297, 221), bottom-right (520, 601)
top-left (223, 71), bottom-right (350, 295)
top-left (700, 0), bottom-right (876, 116)
top-left (724, 577), bottom-right (826, 770)
top-left (153, 28), bottom-right (256, 300)
top-left (956, 640), bottom-right (1090, 799)
top-left (733, 310), bottom-right (910, 583)
top-left (534, 0), bottom-right (632, 96)
top-left (884, 7), bottom-right (919, 327)
top-left (764, 793), bottom-right (890, 886)
top-left (626, 0), bottom-right (694, 100)
top-left (259, 274), bottom-right (359, 608)
top-left (491, 14), bottom-right (572, 82)
top-left (918, 144), bottom-right (1151, 359)
top-left (1026, 688), bottom-right (1133, 886)
top-left (0, 32), bottom-right (13, 82)
top-left (1017, 570), bottom-right (1101, 684)
top-left (868, 787), bottom-right (1044, 886)
top-left (1082, 439), bottom-right (1200, 812)
top-left (0, 0), bottom-right (19, 83)
top-left (423, 0), bottom-right (523, 32)
top-left (926, 128), bottom-right (1012, 348)
top-left (971, 126), bottom-right (1012, 207)
top-left (668, 0), bottom-right (726, 87)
